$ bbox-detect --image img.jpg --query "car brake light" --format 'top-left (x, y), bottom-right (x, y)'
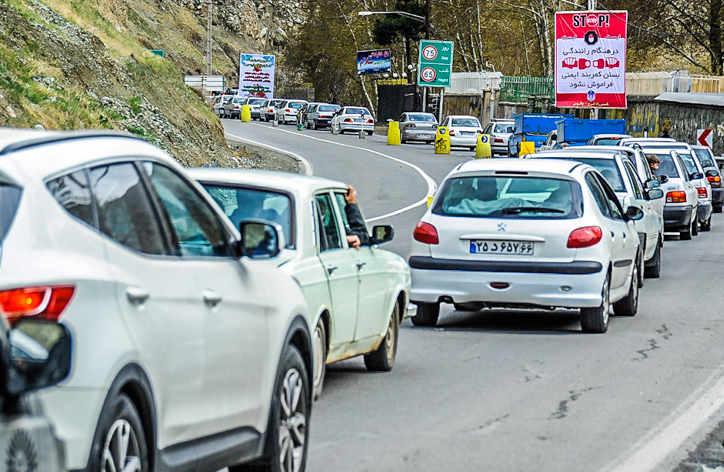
top-left (344, 118), bottom-right (353, 123)
top-left (708, 175), bottom-right (721, 186)
top-left (366, 119), bottom-right (374, 124)
top-left (494, 138), bottom-right (504, 143)
top-left (449, 130), bottom-right (456, 136)
top-left (408, 123), bottom-right (416, 128)
top-left (697, 187), bottom-right (708, 198)
top-left (285, 109), bottom-right (291, 113)
top-left (413, 222), bottom-right (439, 245)
top-left (666, 191), bottom-right (687, 203)
top-left (567, 226), bottom-right (602, 248)
top-left (0, 286), bottom-right (75, 325)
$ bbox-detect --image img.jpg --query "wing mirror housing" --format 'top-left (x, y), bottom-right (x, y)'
top-left (5, 320), bottom-right (72, 397)
top-left (644, 178), bottom-right (660, 189)
top-left (371, 225), bottom-right (394, 244)
top-left (239, 220), bottom-right (284, 259)
top-left (646, 188), bottom-right (664, 200)
top-left (625, 206), bottom-right (644, 221)
top-left (658, 174), bottom-right (669, 184)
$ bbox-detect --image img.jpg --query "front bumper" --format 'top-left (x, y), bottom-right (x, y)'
top-left (663, 204), bottom-right (694, 232)
top-left (409, 256), bottom-right (605, 309)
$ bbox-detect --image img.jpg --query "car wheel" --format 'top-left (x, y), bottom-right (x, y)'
top-left (644, 239), bottom-right (662, 279)
top-left (580, 272), bottom-right (610, 333)
top-left (636, 249), bottom-right (644, 288)
top-left (364, 303), bottom-right (399, 372)
top-left (366, 130), bottom-right (373, 136)
top-left (312, 318), bottom-right (327, 401)
top-left (680, 221), bottom-right (692, 240)
top-left (400, 132), bottom-right (406, 144)
top-left (410, 302), bottom-right (439, 327)
top-left (313, 120), bottom-right (318, 130)
top-left (331, 123), bottom-right (338, 135)
top-left (89, 393), bottom-right (149, 472)
top-left (692, 216), bottom-right (699, 236)
top-left (231, 344), bottom-right (309, 472)
top-left (702, 214), bottom-right (712, 231)
top-left (614, 257), bottom-right (639, 317)
top-left (714, 205), bottom-right (723, 214)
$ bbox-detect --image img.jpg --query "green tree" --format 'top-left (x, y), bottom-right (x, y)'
top-left (371, 1), bottom-right (426, 66)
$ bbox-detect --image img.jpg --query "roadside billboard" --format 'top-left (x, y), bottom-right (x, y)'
top-left (357, 49), bottom-right (392, 76)
top-left (555, 11), bottom-right (627, 108)
top-left (238, 54), bottom-right (275, 98)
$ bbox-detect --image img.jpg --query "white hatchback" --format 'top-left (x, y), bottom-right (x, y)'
top-left (0, 129), bottom-right (313, 472)
top-left (409, 159), bottom-right (643, 333)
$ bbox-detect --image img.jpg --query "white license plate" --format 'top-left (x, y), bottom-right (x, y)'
top-left (461, 131), bottom-right (475, 135)
top-left (470, 240), bottom-right (534, 255)
top-left (416, 133), bottom-right (432, 138)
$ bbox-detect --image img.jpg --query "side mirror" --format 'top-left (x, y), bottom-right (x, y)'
top-left (371, 225), bottom-right (394, 244)
top-left (625, 206), bottom-right (644, 221)
top-left (691, 172), bottom-right (705, 180)
top-left (658, 174), bottom-right (669, 184)
top-left (6, 320), bottom-right (72, 397)
top-left (239, 220), bottom-right (284, 259)
top-left (644, 178), bottom-right (660, 189)
top-left (646, 188), bottom-right (664, 200)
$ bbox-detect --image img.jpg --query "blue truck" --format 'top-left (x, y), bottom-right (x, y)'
top-left (539, 118), bottom-right (627, 149)
top-left (508, 113), bottom-right (574, 156)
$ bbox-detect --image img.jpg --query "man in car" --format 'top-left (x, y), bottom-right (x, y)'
top-left (343, 185), bottom-right (370, 249)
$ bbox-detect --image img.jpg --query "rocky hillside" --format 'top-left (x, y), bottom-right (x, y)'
top-left (0, 0), bottom-right (302, 167)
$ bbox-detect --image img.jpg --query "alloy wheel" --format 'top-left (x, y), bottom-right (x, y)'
top-left (102, 419), bottom-right (142, 472)
top-left (279, 368), bottom-right (306, 472)
top-left (384, 313), bottom-right (396, 363)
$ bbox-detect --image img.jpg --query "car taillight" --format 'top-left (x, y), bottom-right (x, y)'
top-left (697, 187), bottom-right (708, 199)
top-left (494, 138), bottom-right (504, 143)
top-left (366, 119), bottom-right (374, 124)
top-left (413, 222), bottom-right (439, 245)
top-left (408, 123), bottom-right (416, 128)
top-left (708, 175), bottom-right (721, 187)
top-left (344, 118), bottom-right (353, 123)
top-left (666, 191), bottom-right (687, 203)
top-left (285, 109), bottom-right (291, 113)
top-left (449, 130), bottom-right (456, 136)
top-left (0, 286), bottom-right (75, 325)
top-left (567, 226), bottom-right (602, 248)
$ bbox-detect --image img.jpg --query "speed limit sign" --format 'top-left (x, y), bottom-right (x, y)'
top-left (422, 45), bottom-right (438, 61)
top-left (420, 67), bottom-right (437, 83)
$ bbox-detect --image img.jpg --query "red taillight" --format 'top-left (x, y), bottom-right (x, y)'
top-left (708, 175), bottom-right (721, 187)
top-left (666, 191), bottom-right (687, 203)
top-left (344, 118), bottom-right (353, 123)
top-left (449, 129), bottom-right (456, 136)
top-left (697, 187), bottom-right (708, 199)
top-left (408, 123), bottom-right (416, 128)
top-left (494, 138), bottom-right (504, 143)
top-left (366, 119), bottom-right (374, 124)
top-left (413, 222), bottom-right (439, 245)
top-left (567, 226), bottom-right (602, 248)
top-left (285, 109), bottom-right (291, 113)
top-left (0, 286), bottom-right (75, 325)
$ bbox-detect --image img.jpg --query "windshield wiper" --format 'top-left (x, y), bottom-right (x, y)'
top-left (501, 206), bottom-right (566, 215)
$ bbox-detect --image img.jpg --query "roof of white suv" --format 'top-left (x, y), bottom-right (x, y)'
top-left (453, 157), bottom-right (583, 177)
top-left (188, 168), bottom-right (347, 196)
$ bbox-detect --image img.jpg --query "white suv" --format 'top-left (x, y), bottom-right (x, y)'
top-left (0, 128), bottom-right (313, 472)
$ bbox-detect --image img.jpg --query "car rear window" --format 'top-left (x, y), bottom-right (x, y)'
top-left (248, 99), bottom-right (265, 105)
top-left (0, 183), bottom-right (21, 244)
top-left (289, 102), bottom-right (304, 108)
top-left (451, 118), bottom-right (480, 127)
top-left (433, 176), bottom-right (582, 219)
top-left (651, 153), bottom-right (680, 178)
top-left (345, 107), bottom-right (371, 116)
top-left (494, 123), bottom-right (514, 133)
top-left (318, 105), bottom-right (337, 112)
top-left (410, 114), bottom-right (436, 122)
top-left (694, 149), bottom-right (715, 167)
top-left (593, 137), bottom-right (624, 145)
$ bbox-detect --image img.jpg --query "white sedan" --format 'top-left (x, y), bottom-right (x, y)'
top-left (440, 114), bottom-right (483, 150)
top-left (190, 169), bottom-right (414, 399)
top-left (330, 106), bottom-right (375, 135)
top-left (409, 158), bottom-right (643, 333)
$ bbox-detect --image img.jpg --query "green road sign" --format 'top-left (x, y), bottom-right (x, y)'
top-left (417, 40), bottom-right (454, 88)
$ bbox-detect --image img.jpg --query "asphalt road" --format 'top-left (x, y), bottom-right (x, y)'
top-left (221, 117), bottom-right (724, 472)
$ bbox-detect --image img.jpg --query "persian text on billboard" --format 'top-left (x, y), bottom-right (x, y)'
top-left (238, 54), bottom-right (275, 98)
top-left (357, 50), bottom-right (391, 76)
top-left (554, 11), bottom-right (627, 108)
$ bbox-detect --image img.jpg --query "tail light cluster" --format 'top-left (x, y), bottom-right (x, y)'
top-left (494, 138), bottom-right (504, 143)
top-left (0, 286), bottom-right (75, 325)
top-left (366, 119), bottom-right (374, 124)
top-left (666, 191), bottom-right (687, 203)
top-left (708, 175), bottom-right (721, 187)
top-left (567, 226), bottom-right (602, 248)
top-left (413, 222), bottom-right (439, 245)
top-left (697, 187), bottom-right (709, 199)
top-left (344, 118), bottom-right (353, 123)
top-left (449, 130), bottom-right (456, 136)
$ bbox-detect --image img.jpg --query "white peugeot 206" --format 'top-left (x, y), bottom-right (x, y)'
top-left (0, 128), bottom-right (314, 472)
top-left (409, 159), bottom-right (644, 333)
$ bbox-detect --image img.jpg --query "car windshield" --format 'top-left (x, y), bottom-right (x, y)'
top-left (543, 157), bottom-right (626, 192)
top-left (494, 123), bottom-right (514, 133)
top-left (651, 153), bottom-right (680, 178)
top-left (202, 185), bottom-right (294, 249)
top-left (677, 152), bottom-right (699, 174)
top-left (433, 176), bottom-right (582, 219)
top-left (694, 149), bottom-right (715, 167)
top-left (451, 118), bottom-right (480, 127)
top-left (409, 114), bottom-right (436, 122)
top-left (318, 105), bottom-right (337, 112)
top-left (345, 107), bottom-right (371, 116)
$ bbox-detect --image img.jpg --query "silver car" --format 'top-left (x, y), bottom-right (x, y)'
top-left (482, 120), bottom-right (515, 155)
top-left (398, 112), bottom-right (438, 144)
top-left (242, 97), bottom-right (267, 120)
top-left (305, 103), bottom-right (340, 129)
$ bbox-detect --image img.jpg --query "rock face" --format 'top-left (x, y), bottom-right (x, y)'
top-left (0, 0), bottom-right (303, 168)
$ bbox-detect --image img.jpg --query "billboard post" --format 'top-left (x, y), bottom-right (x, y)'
top-left (554, 11), bottom-right (627, 109)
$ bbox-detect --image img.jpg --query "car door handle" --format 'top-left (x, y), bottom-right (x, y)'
top-left (610, 231), bottom-right (615, 240)
top-left (126, 287), bottom-right (150, 305)
top-left (202, 290), bottom-right (223, 308)
top-left (356, 262), bottom-right (366, 270)
top-left (326, 265), bottom-right (338, 275)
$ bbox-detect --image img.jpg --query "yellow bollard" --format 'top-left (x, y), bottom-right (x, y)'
top-left (435, 127), bottom-right (451, 154)
top-left (427, 196), bottom-right (434, 207)
top-left (241, 104), bottom-right (252, 122)
top-left (475, 134), bottom-right (492, 159)
top-left (519, 141), bottom-right (535, 157)
top-left (387, 121), bottom-right (401, 145)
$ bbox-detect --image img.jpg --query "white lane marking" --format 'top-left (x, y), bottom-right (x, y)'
top-left (225, 132), bottom-right (314, 176)
top-left (237, 124), bottom-right (438, 222)
top-left (601, 364), bottom-right (724, 472)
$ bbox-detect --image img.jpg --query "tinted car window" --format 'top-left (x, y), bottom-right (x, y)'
top-left (651, 153), bottom-right (679, 178)
top-left (451, 118), bottom-right (480, 127)
top-left (142, 163), bottom-right (231, 258)
top-left (409, 114), bottom-right (436, 122)
top-left (47, 170), bottom-right (94, 227)
top-left (318, 105), bottom-right (337, 112)
top-left (694, 149), bottom-right (715, 167)
top-left (203, 185), bottom-right (294, 249)
top-left (0, 183), bottom-right (21, 244)
top-left (585, 172), bottom-right (612, 218)
top-left (289, 102), bottom-right (304, 109)
top-left (90, 163), bottom-right (166, 255)
top-left (547, 157), bottom-right (625, 192)
top-left (315, 193), bottom-right (342, 251)
top-left (433, 176), bottom-right (582, 219)
top-left (345, 107), bottom-right (370, 116)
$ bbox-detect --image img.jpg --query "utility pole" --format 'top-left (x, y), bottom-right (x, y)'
top-left (425, 0), bottom-right (430, 39)
top-left (587, 0), bottom-right (595, 10)
top-left (206, 0), bottom-right (212, 77)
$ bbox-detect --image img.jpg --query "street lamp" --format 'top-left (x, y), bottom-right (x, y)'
top-left (358, 5), bottom-right (431, 39)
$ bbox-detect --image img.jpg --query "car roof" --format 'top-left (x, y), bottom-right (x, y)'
top-left (450, 157), bottom-right (586, 178)
top-left (537, 145), bottom-right (635, 156)
top-left (591, 133), bottom-right (632, 138)
top-left (187, 168), bottom-right (348, 195)
top-left (447, 115), bottom-right (478, 119)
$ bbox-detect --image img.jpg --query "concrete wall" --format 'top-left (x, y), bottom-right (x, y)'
top-left (442, 91), bottom-right (494, 125)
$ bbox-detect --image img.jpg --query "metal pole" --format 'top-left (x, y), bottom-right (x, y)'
top-left (206, 0), bottom-right (212, 77)
top-left (425, 0), bottom-right (430, 39)
top-left (438, 88), bottom-right (444, 123)
top-left (588, 0), bottom-right (595, 10)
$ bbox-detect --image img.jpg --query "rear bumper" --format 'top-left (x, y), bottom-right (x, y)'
top-left (402, 129), bottom-right (436, 141)
top-left (340, 122), bottom-right (374, 132)
top-left (698, 201), bottom-right (713, 221)
top-left (449, 135), bottom-right (479, 147)
top-left (663, 205), bottom-right (693, 231)
top-left (711, 187), bottom-right (723, 207)
top-left (409, 256), bottom-right (605, 308)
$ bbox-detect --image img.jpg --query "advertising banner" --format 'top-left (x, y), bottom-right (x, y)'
top-left (238, 54), bottom-right (275, 98)
top-left (555, 11), bottom-right (627, 108)
top-left (357, 49), bottom-right (392, 75)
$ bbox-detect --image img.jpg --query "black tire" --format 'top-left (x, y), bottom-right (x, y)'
top-left (400, 132), bottom-right (406, 144)
top-left (410, 302), bottom-right (440, 327)
top-left (714, 205), bottom-right (723, 214)
top-left (313, 120), bottom-right (318, 130)
top-left (580, 273), bottom-right (610, 333)
top-left (312, 319), bottom-right (327, 401)
top-left (644, 240), bottom-right (661, 279)
top-left (680, 223), bottom-right (692, 240)
top-left (636, 249), bottom-right (644, 289)
top-left (613, 261), bottom-right (639, 317)
top-left (364, 303), bottom-right (399, 372)
top-left (231, 345), bottom-right (310, 472)
top-left (702, 215), bottom-right (712, 231)
top-left (366, 130), bottom-right (373, 136)
top-left (89, 393), bottom-right (149, 472)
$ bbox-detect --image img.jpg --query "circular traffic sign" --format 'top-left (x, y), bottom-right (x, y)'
top-left (422, 45), bottom-right (438, 61)
top-left (586, 14), bottom-right (598, 27)
top-left (481, 135), bottom-right (489, 144)
top-left (420, 67), bottom-right (437, 82)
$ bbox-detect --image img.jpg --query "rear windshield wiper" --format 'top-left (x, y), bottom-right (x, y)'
top-left (501, 206), bottom-right (566, 215)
